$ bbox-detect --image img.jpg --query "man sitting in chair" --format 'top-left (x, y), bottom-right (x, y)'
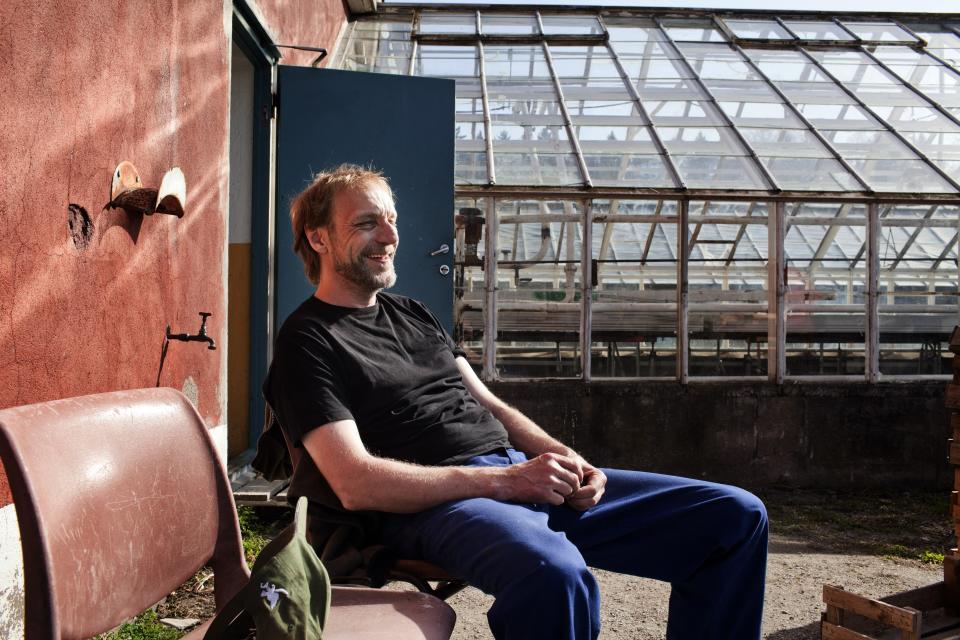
top-left (264, 164), bottom-right (768, 640)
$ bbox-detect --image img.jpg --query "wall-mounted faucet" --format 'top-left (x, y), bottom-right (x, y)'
top-left (166, 312), bottom-right (216, 350)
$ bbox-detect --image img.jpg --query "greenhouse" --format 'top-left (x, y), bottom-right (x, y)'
top-left (331, 6), bottom-right (960, 382)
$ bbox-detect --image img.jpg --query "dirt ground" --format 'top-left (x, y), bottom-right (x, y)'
top-left (159, 488), bottom-right (954, 639)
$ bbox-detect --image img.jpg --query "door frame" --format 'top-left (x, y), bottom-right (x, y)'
top-left (233, 1), bottom-right (279, 452)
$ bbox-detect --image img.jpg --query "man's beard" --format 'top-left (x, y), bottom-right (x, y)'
top-left (333, 247), bottom-right (397, 293)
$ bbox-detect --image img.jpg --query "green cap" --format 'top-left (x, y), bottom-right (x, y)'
top-left (206, 496), bottom-right (331, 639)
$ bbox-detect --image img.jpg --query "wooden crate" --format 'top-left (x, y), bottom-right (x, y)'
top-left (819, 327), bottom-right (960, 639)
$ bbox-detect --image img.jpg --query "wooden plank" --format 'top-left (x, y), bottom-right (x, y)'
top-left (901, 606), bottom-right (921, 640)
top-left (950, 442), bottom-right (960, 466)
top-left (821, 621), bottom-right (875, 640)
top-left (823, 585), bottom-right (920, 632)
top-left (950, 326), bottom-right (960, 352)
top-left (233, 477), bottom-right (287, 503)
top-left (826, 602), bottom-right (844, 625)
top-left (945, 555), bottom-right (960, 613)
top-left (881, 581), bottom-right (945, 612)
top-left (951, 412), bottom-right (960, 432)
top-left (947, 385), bottom-right (960, 410)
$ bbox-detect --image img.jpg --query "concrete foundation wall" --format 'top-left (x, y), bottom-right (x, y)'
top-left (490, 380), bottom-right (952, 491)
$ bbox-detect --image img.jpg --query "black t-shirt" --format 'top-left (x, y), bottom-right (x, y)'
top-left (264, 292), bottom-right (511, 466)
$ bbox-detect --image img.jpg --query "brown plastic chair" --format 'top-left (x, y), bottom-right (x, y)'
top-left (0, 387), bottom-right (455, 639)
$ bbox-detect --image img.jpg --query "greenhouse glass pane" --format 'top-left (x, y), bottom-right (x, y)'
top-left (603, 17), bottom-right (661, 42)
top-left (566, 99), bottom-right (646, 121)
top-left (634, 77), bottom-right (707, 100)
top-left (719, 101), bottom-right (803, 128)
top-left (845, 159), bottom-right (956, 192)
top-left (673, 155), bottom-right (768, 189)
top-left (341, 56), bottom-right (409, 75)
top-left (870, 105), bottom-right (960, 131)
top-left (760, 158), bottom-right (861, 191)
top-left (793, 103), bottom-right (882, 130)
top-left (484, 45), bottom-right (551, 82)
top-left (657, 126), bottom-right (747, 156)
top-left (900, 131), bottom-right (960, 160)
top-left (841, 21), bottom-right (919, 43)
top-left (821, 129), bottom-right (920, 159)
top-left (493, 152), bottom-right (584, 185)
top-left (782, 21), bottom-right (856, 41)
top-left (805, 50), bottom-right (869, 66)
top-left (872, 46), bottom-right (941, 66)
top-left (415, 45), bottom-right (478, 80)
top-left (702, 79), bottom-right (782, 102)
top-left (725, 20), bottom-right (793, 40)
top-left (353, 18), bottom-right (412, 34)
top-left (456, 93), bottom-right (484, 116)
top-left (612, 39), bottom-right (682, 58)
top-left (576, 123), bottom-right (656, 143)
top-left (779, 82), bottom-right (859, 104)
top-left (455, 120), bottom-right (486, 141)
top-left (584, 154), bottom-right (674, 187)
top-left (739, 128), bottom-right (833, 158)
top-left (645, 100), bottom-right (728, 126)
top-left (480, 13), bottom-right (539, 35)
top-left (817, 62), bottom-right (896, 85)
top-left (490, 125), bottom-right (572, 153)
top-left (418, 12), bottom-right (476, 35)
top-left (890, 64), bottom-right (960, 90)
top-left (454, 151), bottom-right (488, 185)
top-left (549, 46), bottom-right (619, 79)
top-left (754, 61), bottom-right (832, 83)
top-left (675, 43), bottom-right (760, 80)
top-left (621, 56), bottom-right (694, 79)
top-left (540, 15), bottom-right (604, 35)
top-left (589, 200), bottom-right (678, 376)
top-left (909, 29), bottom-right (960, 64)
top-left (661, 19), bottom-right (727, 42)
top-left (847, 83), bottom-right (928, 107)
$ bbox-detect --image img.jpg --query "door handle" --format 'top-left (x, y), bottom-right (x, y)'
top-left (429, 244), bottom-right (450, 256)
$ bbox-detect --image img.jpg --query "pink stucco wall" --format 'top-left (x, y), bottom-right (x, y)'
top-left (257, 0), bottom-right (349, 68)
top-left (0, 0), bottom-right (349, 507)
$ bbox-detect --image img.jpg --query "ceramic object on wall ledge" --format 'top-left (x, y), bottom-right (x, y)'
top-left (106, 161), bottom-right (186, 218)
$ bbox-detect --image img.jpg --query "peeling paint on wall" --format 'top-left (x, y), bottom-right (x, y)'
top-left (182, 375), bottom-right (199, 409)
top-left (0, 504), bottom-right (24, 640)
top-left (67, 204), bottom-right (94, 250)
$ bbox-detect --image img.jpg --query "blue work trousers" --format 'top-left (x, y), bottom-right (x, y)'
top-left (382, 449), bottom-right (768, 640)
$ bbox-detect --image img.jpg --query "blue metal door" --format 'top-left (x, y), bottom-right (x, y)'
top-left (275, 66), bottom-right (456, 332)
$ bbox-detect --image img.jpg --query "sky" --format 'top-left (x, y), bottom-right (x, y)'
top-left (386, 0), bottom-right (959, 13)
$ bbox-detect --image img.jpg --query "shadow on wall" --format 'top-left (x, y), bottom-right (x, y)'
top-left (0, 14), bottom-right (230, 412)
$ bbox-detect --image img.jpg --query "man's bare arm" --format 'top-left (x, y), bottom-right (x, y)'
top-left (455, 356), bottom-right (607, 510)
top-left (302, 418), bottom-right (582, 513)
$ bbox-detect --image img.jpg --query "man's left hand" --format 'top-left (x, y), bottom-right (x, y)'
top-left (565, 460), bottom-right (607, 511)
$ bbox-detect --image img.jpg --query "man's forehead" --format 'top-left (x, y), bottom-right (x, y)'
top-left (334, 181), bottom-right (395, 217)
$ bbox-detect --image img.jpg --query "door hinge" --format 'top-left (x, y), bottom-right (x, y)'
top-left (263, 92), bottom-right (279, 123)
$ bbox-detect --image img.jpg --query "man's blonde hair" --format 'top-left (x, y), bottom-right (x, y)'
top-left (290, 164), bottom-right (394, 285)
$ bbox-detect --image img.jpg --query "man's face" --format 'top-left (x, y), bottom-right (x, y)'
top-left (322, 181), bottom-right (399, 293)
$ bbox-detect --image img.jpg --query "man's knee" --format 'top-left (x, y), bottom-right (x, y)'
top-left (716, 485), bottom-right (768, 544)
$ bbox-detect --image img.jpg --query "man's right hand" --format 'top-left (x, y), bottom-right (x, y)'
top-left (497, 452), bottom-right (583, 505)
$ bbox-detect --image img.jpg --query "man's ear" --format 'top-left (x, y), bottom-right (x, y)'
top-left (306, 227), bottom-right (329, 255)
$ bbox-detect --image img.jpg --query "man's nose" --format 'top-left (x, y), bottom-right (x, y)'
top-left (378, 220), bottom-right (399, 245)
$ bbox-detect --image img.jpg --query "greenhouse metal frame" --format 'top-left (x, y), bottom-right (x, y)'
top-left (332, 5), bottom-right (960, 383)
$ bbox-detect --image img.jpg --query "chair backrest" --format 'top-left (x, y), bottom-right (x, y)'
top-left (0, 387), bottom-right (250, 639)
